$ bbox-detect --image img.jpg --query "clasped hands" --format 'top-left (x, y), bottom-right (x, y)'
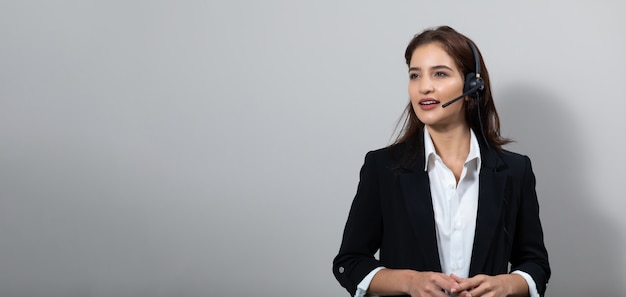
top-left (407, 272), bottom-right (517, 297)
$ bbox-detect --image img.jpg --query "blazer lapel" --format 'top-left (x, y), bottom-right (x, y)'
top-left (469, 148), bottom-right (508, 275)
top-left (399, 158), bottom-right (442, 272)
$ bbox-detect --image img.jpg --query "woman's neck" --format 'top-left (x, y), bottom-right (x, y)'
top-left (426, 123), bottom-right (471, 164)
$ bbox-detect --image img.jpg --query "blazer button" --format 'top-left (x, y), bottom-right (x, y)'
top-left (338, 267), bottom-right (345, 273)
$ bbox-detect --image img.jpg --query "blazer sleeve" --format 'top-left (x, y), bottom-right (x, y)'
top-left (510, 156), bottom-right (551, 296)
top-left (332, 151), bottom-right (385, 296)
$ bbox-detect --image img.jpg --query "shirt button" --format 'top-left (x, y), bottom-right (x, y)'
top-left (448, 184), bottom-right (455, 190)
top-left (454, 223), bottom-right (462, 230)
top-left (453, 263), bottom-right (460, 270)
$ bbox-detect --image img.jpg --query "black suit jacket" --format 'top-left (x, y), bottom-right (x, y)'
top-left (333, 142), bottom-right (550, 296)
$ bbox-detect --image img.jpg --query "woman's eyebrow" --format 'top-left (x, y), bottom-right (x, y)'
top-left (408, 65), bottom-right (453, 72)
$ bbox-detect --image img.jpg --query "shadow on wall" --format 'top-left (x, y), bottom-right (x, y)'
top-left (497, 84), bottom-right (621, 296)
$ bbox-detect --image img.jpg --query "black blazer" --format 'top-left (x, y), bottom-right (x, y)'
top-left (333, 142), bottom-right (550, 296)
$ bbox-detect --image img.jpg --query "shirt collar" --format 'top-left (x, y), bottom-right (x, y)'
top-left (423, 127), bottom-right (482, 172)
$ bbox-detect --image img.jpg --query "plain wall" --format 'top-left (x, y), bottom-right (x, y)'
top-left (1, 1), bottom-right (625, 296)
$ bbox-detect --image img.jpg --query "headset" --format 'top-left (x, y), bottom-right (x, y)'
top-left (464, 40), bottom-right (485, 98)
top-left (442, 40), bottom-right (485, 107)
top-left (441, 40), bottom-right (491, 149)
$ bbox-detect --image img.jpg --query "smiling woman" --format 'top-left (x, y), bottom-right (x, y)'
top-left (409, 43), bottom-right (467, 129)
top-left (332, 26), bottom-right (551, 297)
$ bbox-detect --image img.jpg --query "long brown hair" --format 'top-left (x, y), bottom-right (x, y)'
top-left (391, 26), bottom-right (510, 166)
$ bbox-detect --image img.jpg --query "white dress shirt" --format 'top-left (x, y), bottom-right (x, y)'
top-left (354, 128), bottom-right (538, 297)
top-left (425, 127), bottom-right (479, 279)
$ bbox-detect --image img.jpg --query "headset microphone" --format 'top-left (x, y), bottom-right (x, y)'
top-left (441, 84), bottom-right (481, 108)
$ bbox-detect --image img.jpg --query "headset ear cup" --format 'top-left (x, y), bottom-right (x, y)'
top-left (464, 72), bottom-right (478, 97)
top-left (464, 72), bottom-right (485, 99)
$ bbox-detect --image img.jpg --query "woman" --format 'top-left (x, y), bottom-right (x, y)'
top-left (332, 26), bottom-right (550, 297)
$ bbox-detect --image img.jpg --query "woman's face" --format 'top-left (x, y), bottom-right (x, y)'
top-left (408, 43), bottom-right (467, 129)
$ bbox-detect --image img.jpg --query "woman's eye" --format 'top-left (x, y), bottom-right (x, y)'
top-left (434, 72), bottom-right (448, 77)
top-left (409, 73), bottom-right (419, 79)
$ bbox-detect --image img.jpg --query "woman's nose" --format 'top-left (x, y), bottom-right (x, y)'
top-left (418, 77), bottom-right (434, 94)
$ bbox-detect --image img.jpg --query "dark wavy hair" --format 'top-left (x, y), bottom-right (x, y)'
top-left (391, 26), bottom-right (511, 166)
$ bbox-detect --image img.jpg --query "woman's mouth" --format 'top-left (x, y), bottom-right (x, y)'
top-left (419, 100), bottom-right (440, 105)
top-left (418, 98), bottom-right (440, 110)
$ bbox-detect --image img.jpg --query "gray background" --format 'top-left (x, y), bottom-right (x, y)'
top-left (1, 1), bottom-right (625, 296)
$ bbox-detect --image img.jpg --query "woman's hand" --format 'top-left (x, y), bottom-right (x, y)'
top-left (449, 273), bottom-right (528, 297)
top-left (406, 271), bottom-right (459, 297)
